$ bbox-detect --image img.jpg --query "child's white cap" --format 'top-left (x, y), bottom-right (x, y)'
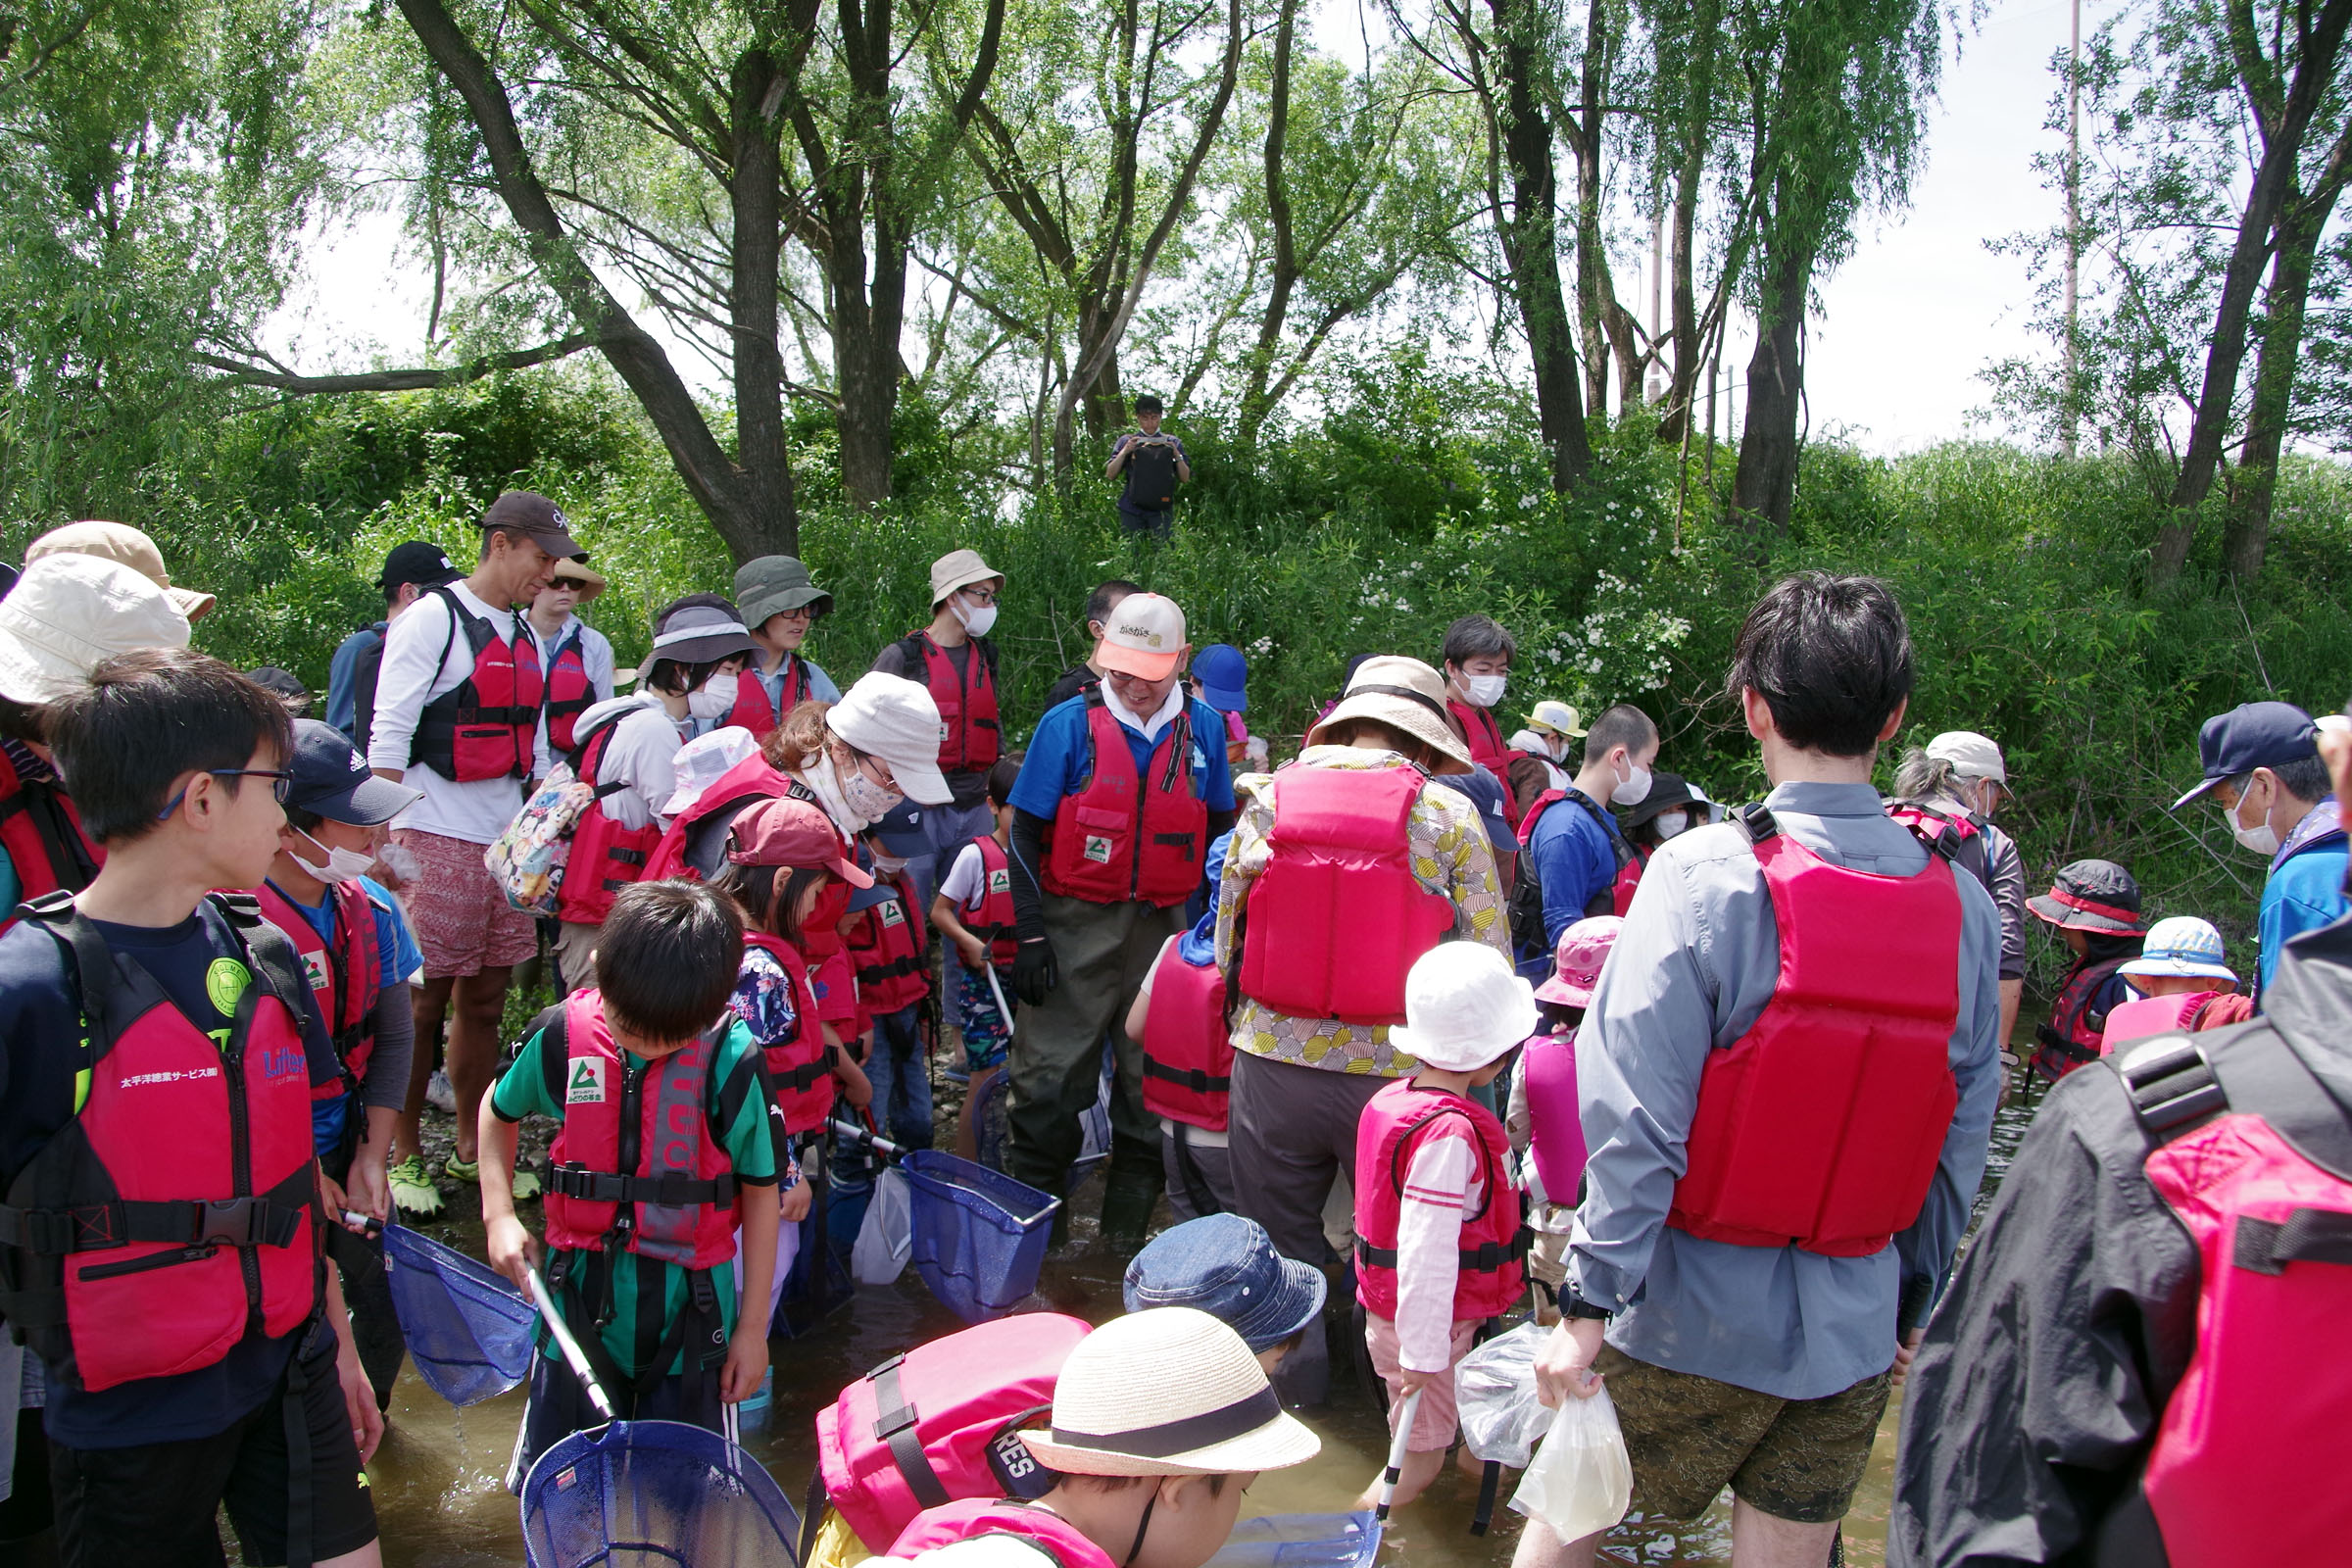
top-left (1389, 942), bottom-right (1538, 1073)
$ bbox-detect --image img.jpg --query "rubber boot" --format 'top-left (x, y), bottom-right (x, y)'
top-left (1099, 1135), bottom-right (1166, 1242)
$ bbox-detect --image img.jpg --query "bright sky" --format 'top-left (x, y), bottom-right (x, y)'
top-left (264, 0), bottom-right (2094, 455)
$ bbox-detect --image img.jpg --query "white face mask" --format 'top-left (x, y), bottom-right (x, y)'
top-left (687, 670), bottom-right (740, 721)
top-left (956, 600), bottom-right (999, 639)
top-left (841, 763), bottom-right (905, 825)
top-left (1652, 809), bottom-right (1689, 840)
top-left (294, 828), bottom-right (376, 886)
top-left (1611, 759), bottom-right (1653, 807)
top-left (2225, 792), bottom-right (2279, 858)
top-left (871, 852), bottom-right (910, 877)
top-left (1462, 672), bottom-right (1506, 708)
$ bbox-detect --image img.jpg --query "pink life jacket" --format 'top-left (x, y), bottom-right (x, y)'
top-left (640, 751), bottom-right (796, 883)
top-left (556, 709), bottom-right (666, 927)
top-left (2123, 1030), bottom-right (2352, 1567)
top-left (255, 876), bottom-right (382, 1110)
top-left (1668, 806), bottom-right (1963, 1257)
top-left (816, 1314), bottom-right (1092, 1554)
top-left (1521, 1027), bottom-right (1587, 1204)
top-left (1238, 764), bottom-right (1453, 1025)
top-left (737, 931), bottom-right (836, 1135)
top-left (410, 586), bottom-right (544, 782)
top-left (1041, 694), bottom-right (1205, 907)
top-left (1352, 1077), bottom-right (1526, 1323)
top-left (541, 990), bottom-right (739, 1269)
top-left (1141, 942), bottom-right (1230, 1132)
top-left (2100, 990), bottom-right (2234, 1054)
top-left (888, 1499), bottom-right (1113, 1568)
top-left (1446, 696), bottom-right (1520, 824)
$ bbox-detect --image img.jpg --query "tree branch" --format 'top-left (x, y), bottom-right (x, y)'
top-left (192, 334), bottom-right (599, 393)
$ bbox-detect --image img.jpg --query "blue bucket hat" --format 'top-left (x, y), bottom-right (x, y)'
top-left (1121, 1214), bottom-right (1327, 1353)
top-left (2119, 916), bottom-right (2237, 984)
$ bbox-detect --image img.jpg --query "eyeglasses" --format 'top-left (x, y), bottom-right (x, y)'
top-left (156, 768), bottom-right (295, 820)
top-left (958, 588), bottom-right (1000, 607)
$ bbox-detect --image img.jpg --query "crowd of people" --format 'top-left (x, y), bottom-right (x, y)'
top-left (0, 495), bottom-right (2341, 1568)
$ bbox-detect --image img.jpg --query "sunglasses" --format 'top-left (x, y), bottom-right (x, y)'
top-left (156, 768), bottom-right (294, 821)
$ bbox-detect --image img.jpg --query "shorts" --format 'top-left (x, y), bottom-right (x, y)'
top-left (1364, 1313), bottom-right (1482, 1453)
top-left (1594, 1345), bottom-right (1893, 1523)
top-left (952, 960), bottom-right (1011, 1072)
top-left (509, 1350), bottom-right (726, 1494)
top-left (49, 1329), bottom-right (377, 1567)
top-left (393, 827), bottom-right (540, 977)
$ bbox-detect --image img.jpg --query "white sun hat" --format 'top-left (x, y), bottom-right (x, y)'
top-left (829, 672), bottom-right (953, 806)
top-left (1019, 1307), bottom-right (1322, 1478)
top-left (660, 727), bottom-right (763, 818)
top-left (1388, 941), bottom-right (1539, 1073)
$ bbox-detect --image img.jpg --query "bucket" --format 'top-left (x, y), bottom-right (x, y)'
top-left (519, 1418), bottom-right (803, 1567)
top-left (382, 1223), bottom-right (536, 1406)
top-left (901, 1151), bottom-right (1060, 1323)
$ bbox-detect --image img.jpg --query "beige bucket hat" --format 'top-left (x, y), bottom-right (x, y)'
top-left (25, 520), bottom-right (216, 621)
top-left (929, 548), bottom-right (1004, 606)
top-left (1305, 655), bottom-right (1473, 772)
top-left (0, 554), bottom-right (193, 705)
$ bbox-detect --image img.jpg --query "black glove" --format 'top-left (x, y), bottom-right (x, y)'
top-left (1010, 938), bottom-right (1057, 1005)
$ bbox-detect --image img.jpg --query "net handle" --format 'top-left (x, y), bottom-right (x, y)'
top-left (528, 1264), bottom-right (615, 1422)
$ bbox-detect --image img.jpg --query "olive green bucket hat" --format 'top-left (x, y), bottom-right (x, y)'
top-left (733, 555), bottom-right (833, 627)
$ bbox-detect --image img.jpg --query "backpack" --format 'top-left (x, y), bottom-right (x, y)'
top-left (484, 704), bottom-right (640, 915)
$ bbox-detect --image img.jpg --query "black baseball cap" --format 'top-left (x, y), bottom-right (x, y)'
top-left (246, 666), bottom-right (311, 704)
top-left (285, 718), bottom-right (421, 825)
top-left (378, 541), bottom-right (462, 594)
top-left (2171, 701), bottom-right (2320, 809)
top-left (481, 490), bottom-right (584, 558)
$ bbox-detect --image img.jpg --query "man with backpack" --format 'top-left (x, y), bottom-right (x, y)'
top-left (1104, 396), bottom-right (1190, 539)
top-left (328, 542), bottom-right (462, 750)
top-left (1516, 705), bottom-right (1653, 970)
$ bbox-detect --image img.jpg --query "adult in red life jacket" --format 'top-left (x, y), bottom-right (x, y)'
top-left (1890, 730), bottom-right (2031, 1046)
top-left (1611, 771), bottom-right (1701, 917)
top-left (0, 651), bottom-right (383, 1568)
top-left (729, 554), bottom-right (845, 741)
top-left (1890, 711), bottom-right (2352, 1568)
top-left (368, 490), bottom-right (570, 1221)
top-left (884, 1307), bottom-right (1319, 1568)
top-left (870, 549), bottom-right (1007, 894)
top-left (1123, 834), bottom-right (1236, 1220)
top-left (1215, 657), bottom-right (1508, 1404)
top-left (1525, 574), bottom-right (2003, 1568)
top-left (549, 596), bottom-right (762, 990)
top-left (525, 558), bottom-right (615, 760)
top-left (1002, 594), bottom-right (1236, 1239)
top-left (1514, 705), bottom-right (1652, 976)
top-left (2098, 915), bottom-right (2253, 1052)
top-left (1507, 915), bottom-right (1622, 1322)
top-left (2025, 859), bottom-right (2148, 1085)
top-left (1439, 613), bottom-right (1525, 823)
top-left (0, 554), bottom-right (194, 919)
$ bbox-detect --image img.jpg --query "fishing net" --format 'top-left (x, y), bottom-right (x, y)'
top-left (902, 1151), bottom-right (1059, 1323)
top-left (520, 1419), bottom-right (802, 1568)
top-left (382, 1223), bottom-right (536, 1406)
top-left (1205, 1511), bottom-right (1384, 1568)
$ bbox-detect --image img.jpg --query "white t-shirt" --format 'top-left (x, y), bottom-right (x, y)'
top-left (938, 841), bottom-right (991, 910)
top-left (1136, 932), bottom-right (1229, 1150)
top-left (366, 582), bottom-right (551, 845)
top-left (573, 695), bottom-right (689, 830)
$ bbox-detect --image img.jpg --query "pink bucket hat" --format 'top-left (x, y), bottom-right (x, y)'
top-left (1535, 915), bottom-right (1624, 1007)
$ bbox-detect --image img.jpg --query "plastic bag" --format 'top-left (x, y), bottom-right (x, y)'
top-left (1510, 1385), bottom-right (1632, 1541)
top-left (1454, 1321), bottom-right (1552, 1467)
top-left (852, 1166), bottom-right (914, 1285)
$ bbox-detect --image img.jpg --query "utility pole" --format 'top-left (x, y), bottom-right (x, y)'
top-left (2063, 0), bottom-right (2082, 457)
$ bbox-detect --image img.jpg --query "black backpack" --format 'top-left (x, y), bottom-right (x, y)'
top-left (1123, 438), bottom-right (1179, 510)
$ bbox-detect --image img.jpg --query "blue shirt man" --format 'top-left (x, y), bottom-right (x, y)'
top-left (1520, 704), bottom-right (1657, 952)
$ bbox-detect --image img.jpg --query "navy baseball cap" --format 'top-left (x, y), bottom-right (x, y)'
top-left (377, 541), bottom-right (462, 594)
top-left (1193, 644), bottom-right (1249, 713)
top-left (2172, 701), bottom-right (2320, 809)
top-left (1122, 1213), bottom-right (1326, 1353)
top-left (285, 719), bottom-right (420, 825)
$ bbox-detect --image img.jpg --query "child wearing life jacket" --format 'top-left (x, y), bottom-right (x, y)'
top-left (481, 881), bottom-right (782, 1487)
top-left (844, 852), bottom-right (936, 1150)
top-left (1122, 1213), bottom-right (1327, 1372)
top-left (1506, 915), bottom-right (1621, 1325)
top-left (883, 1307), bottom-right (1320, 1568)
top-left (0, 652), bottom-right (382, 1568)
top-left (260, 719), bottom-right (430, 1409)
top-left (2026, 859), bottom-right (2148, 1081)
top-left (2100, 915), bottom-right (2253, 1052)
top-left (1350, 941), bottom-right (1533, 1512)
top-left (930, 756), bottom-right (1023, 1158)
top-left (1123, 833), bottom-right (1235, 1219)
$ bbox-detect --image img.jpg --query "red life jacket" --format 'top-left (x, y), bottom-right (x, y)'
top-left (902, 631), bottom-right (1001, 774)
top-left (816, 1314), bottom-right (1091, 1553)
top-left (0, 742), bottom-right (102, 920)
top-left (1610, 847), bottom-right (1645, 917)
top-left (1886, 799), bottom-right (1993, 893)
top-left (1141, 942), bottom-right (1230, 1132)
top-left (254, 878), bottom-right (382, 1109)
top-left (2122, 1030), bottom-right (2352, 1568)
top-left (737, 931), bottom-right (836, 1135)
top-left (544, 624), bottom-right (596, 757)
top-left (411, 587), bottom-right (544, 782)
top-left (2101, 990), bottom-right (2234, 1054)
top-left (1041, 694), bottom-right (1206, 908)
top-left (2034, 956), bottom-right (2133, 1082)
top-left (1239, 764), bottom-right (1453, 1025)
top-left (849, 876), bottom-right (931, 1015)
top-left (1522, 1027), bottom-right (1587, 1204)
top-left (962, 835), bottom-right (1020, 967)
top-left (1352, 1077), bottom-right (1526, 1322)
top-left (556, 709), bottom-right (667, 928)
top-left (1446, 697), bottom-right (1520, 823)
top-left (724, 655), bottom-right (815, 742)
top-left (889, 1499), bottom-right (1114, 1568)
top-left (639, 752), bottom-right (806, 883)
top-left (542, 990), bottom-right (740, 1269)
top-left (1667, 807), bottom-right (1963, 1256)
top-left (0, 894), bottom-right (319, 1393)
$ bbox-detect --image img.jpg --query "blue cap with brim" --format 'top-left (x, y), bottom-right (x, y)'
top-left (286, 718), bottom-right (420, 825)
top-left (2173, 701), bottom-right (2320, 809)
top-left (1193, 644), bottom-right (1249, 713)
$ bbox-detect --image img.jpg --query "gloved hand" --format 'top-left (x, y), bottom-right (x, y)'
top-left (1010, 938), bottom-right (1057, 1005)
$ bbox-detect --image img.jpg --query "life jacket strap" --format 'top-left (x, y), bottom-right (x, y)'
top-left (1142, 1057), bottom-right (1230, 1095)
top-left (1354, 1225), bottom-right (1530, 1276)
top-left (0, 1193), bottom-right (307, 1253)
top-left (2235, 1208), bottom-right (2352, 1275)
top-left (867, 1352), bottom-right (955, 1509)
top-left (545, 1165), bottom-right (737, 1207)
top-left (2119, 1035), bottom-right (2228, 1134)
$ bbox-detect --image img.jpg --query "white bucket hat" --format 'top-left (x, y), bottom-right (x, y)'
top-left (1020, 1307), bottom-right (1321, 1478)
top-left (1389, 942), bottom-right (1539, 1073)
top-left (1305, 656), bottom-right (1472, 772)
top-left (829, 672), bottom-right (953, 806)
top-left (0, 554), bottom-right (193, 705)
top-left (2119, 916), bottom-right (2237, 984)
top-left (660, 727), bottom-right (763, 818)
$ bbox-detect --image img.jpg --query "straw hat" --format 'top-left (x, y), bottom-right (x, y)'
top-left (1020, 1308), bottom-right (1321, 1478)
top-left (0, 554), bottom-right (192, 705)
top-left (1389, 942), bottom-right (1538, 1073)
top-left (548, 559), bottom-right (607, 603)
top-left (1305, 656), bottom-right (1472, 772)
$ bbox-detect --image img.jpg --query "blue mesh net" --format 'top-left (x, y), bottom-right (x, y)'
top-left (1205, 1512), bottom-right (1383, 1568)
top-left (902, 1151), bottom-right (1059, 1324)
top-left (519, 1419), bottom-right (802, 1568)
top-left (382, 1223), bottom-right (536, 1406)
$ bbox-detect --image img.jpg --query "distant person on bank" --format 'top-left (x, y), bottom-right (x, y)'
top-left (1105, 395), bottom-right (1190, 539)
top-left (526, 559), bottom-right (616, 762)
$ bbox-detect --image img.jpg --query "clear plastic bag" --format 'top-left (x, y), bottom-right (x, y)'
top-left (852, 1166), bottom-right (914, 1285)
top-left (1510, 1385), bottom-right (1633, 1541)
top-left (1454, 1321), bottom-right (1553, 1467)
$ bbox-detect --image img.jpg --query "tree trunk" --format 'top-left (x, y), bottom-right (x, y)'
top-left (1731, 240), bottom-right (1809, 531)
top-left (1567, 0), bottom-right (1612, 416)
top-left (1657, 0), bottom-right (1722, 445)
top-left (729, 50), bottom-right (800, 550)
top-left (1492, 0), bottom-right (1592, 490)
top-left (1237, 0), bottom-right (1299, 447)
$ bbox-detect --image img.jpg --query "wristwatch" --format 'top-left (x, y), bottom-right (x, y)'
top-left (1561, 1290), bottom-right (1614, 1322)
